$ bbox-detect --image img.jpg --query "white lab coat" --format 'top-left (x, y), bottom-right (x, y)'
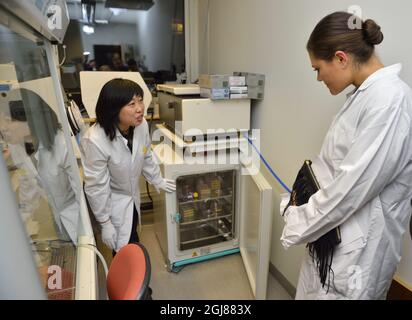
top-left (281, 64), bottom-right (412, 299)
top-left (81, 118), bottom-right (163, 252)
top-left (8, 143), bottom-right (42, 235)
top-left (35, 130), bottom-right (80, 244)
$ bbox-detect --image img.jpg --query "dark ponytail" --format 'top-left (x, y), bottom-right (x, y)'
top-left (307, 11), bottom-right (384, 64)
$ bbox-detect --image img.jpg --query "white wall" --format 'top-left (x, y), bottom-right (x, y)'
top-left (80, 22), bottom-right (138, 61)
top-left (136, 0), bottom-right (185, 73)
top-left (196, 0), bottom-right (412, 289)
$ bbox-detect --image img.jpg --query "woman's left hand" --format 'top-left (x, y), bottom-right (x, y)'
top-left (155, 178), bottom-right (176, 193)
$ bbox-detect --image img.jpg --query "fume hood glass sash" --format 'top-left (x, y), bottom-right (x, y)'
top-left (0, 6), bottom-right (96, 299)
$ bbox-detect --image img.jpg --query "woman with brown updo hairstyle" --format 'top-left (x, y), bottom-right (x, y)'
top-left (281, 11), bottom-right (412, 299)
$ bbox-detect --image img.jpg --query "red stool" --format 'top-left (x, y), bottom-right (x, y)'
top-left (107, 243), bottom-right (151, 300)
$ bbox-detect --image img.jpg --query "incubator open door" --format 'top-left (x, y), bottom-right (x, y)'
top-left (239, 168), bottom-right (273, 300)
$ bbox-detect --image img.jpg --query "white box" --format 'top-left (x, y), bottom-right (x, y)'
top-left (229, 76), bottom-right (246, 86)
top-left (199, 74), bottom-right (229, 89)
top-left (230, 93), bottom-right (249, 99)
top-left (200, 87), bottom-right (230, 100)
top-left (233, 72), bottom-right (265, 87)
top-left (157, 83), bottom-right (200, 95)
top-left (229, 86), bottom-right (248, 94)
top-left (158, 91), bottom-right (251, 138)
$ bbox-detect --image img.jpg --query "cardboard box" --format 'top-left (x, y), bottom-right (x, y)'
top-left (199, 74), bottom-right (229, 89)
top-left (200, 87), bottom-right (230, 100)
top-left (233, 72), bottom-right (265, 87)
top-left (247, 86), bottom-right (265, 100)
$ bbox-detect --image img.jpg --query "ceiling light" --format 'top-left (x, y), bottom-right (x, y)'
top-left (109, 8), bottom-right (125, 16)
top-left (82, 25), bottom-right (95, 34)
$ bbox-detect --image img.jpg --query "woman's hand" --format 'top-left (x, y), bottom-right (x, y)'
top-left (155, 178), bottom-right (176, 193)
top-left (100, 220), bottom-right (117, 250)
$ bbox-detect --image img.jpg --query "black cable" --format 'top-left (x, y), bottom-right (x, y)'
top-left (145, 106), bottom-right (155, 205)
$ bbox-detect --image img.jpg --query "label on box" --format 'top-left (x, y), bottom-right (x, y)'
top-left (200, 87), bottom-right (230, 99)
top-left (0, 84), bottom-right (12, 92)
top-left (233, 72), bottom-right (265, 87)
top-left (229, 86), bottom-right (248, 94)
top-left (229, 76), bottom-right (246, 86)
top-left (230, 93), bottom-right (249, 99)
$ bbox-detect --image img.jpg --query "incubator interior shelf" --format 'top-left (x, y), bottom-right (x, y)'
top-left (176, 170), bottom-right (236, 251)
top-left (179, 213), bottom-right (233, 226)
top-left (179, 217), bottom-right (233, 250)
top-left (178, 194), bottom-right (233, 206)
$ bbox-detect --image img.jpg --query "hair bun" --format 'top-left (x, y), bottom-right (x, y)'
top-left (362, 19), bottom-right (384, 45)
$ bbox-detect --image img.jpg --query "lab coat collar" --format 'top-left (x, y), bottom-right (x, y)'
top-left (33, 149), bottom-right (39, 162)
top-left (115, 126), bottom-right (140, 161)
top-left (114, 127), bottom-right (130, 155)
top-left (115, 126), bottom-right (126, 137)
top-left (346, 88), bottom-right (357, 99)
top-left (115, 126), bottom-right (137, 138)
top-left (115, 128), bottom-right (122, 137)
top-left (356, 63), bottom-right (402, 92)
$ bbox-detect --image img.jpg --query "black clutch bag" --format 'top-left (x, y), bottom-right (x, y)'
top-left (284, 160), bottom-right (341, 290)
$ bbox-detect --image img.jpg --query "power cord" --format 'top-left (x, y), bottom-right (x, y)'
top-left (243, 133), bottom-right (291, 193)
top-left (76, 243), bottom-right (109, 278)
top-left (145, 106), bottom-right (155, 206)
top-left (59, 44), bottom-right (67, 67)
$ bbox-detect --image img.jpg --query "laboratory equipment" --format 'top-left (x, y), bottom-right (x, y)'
top-left (153, 144), bottom-right (273, 299)
top-left (157, 84), bottom-right (250, 140)
top-left (0, 0), bottom-right (97, 299)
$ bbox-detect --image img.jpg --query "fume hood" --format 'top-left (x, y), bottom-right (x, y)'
top-left (0, 0), bottom-right (97, 300)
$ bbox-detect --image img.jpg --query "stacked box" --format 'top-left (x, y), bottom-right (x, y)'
top-left (247, 86), bottom-right (265, 100)
top-left (199, 74), bottom-right (230, 100)
top-left (230, 93), bottom-right (249, 99)
top-left (199, 74), bottom-right (229, 89)
top-left (229, 85), bottom-right (248, 99)
top-left (228, 76), bottom-right (246, 86)
top-left (229, 86), bottom-right (248, 94)
top-left (233, 72), bottom-right (265, 87)
top-left (200, 87), bottom-right (230, 100)
top-left (233, 72), bottom-right (265, 99)
top-left (199, 73), bottom-right (264, 100)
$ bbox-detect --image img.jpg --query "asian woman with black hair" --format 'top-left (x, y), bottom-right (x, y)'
top-left (81, 78), bottom-right (175, 253)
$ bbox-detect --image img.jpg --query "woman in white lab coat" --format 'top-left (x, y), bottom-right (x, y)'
top-left (281, 12), bottom-right (412, 299)
top-left (81, 78), bottom-right (175, 253)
